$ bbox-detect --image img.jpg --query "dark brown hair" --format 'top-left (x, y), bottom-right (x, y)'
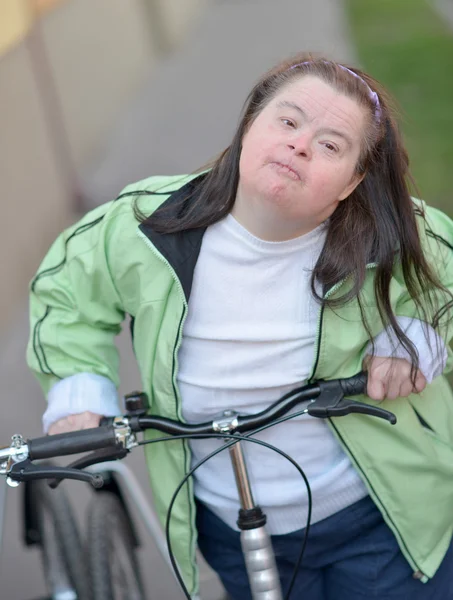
top-left (135, 52), bottom-right (452, 380)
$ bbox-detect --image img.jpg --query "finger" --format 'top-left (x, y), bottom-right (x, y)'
top-left (81, 411), bottom-right (92, 427)
top-left (82, 412), bottom-right (101, 429)
top-left (398, 378), bottom-right (414, 398)
top-left (383, 359), bottom-right (413, 400)
top-left (48, 423), bottom-right (60, 436)
top-left (367, 372), bottom-right (386, 401)
top-left (385, 379), bottom-right (402, 400)
top-left (385, 367), bottom-right (407, 400)
top-left (366, 357), bottom-right (391, 400)
top-left (48, 418), bottom-right (70, 435)
top-left (414, 371), bottom-right (427, 394)
top-left (83, 418), bottom-right (100, 429)
top-left (48, 413), bottom-right (91, 435)
top-left (66, 414), bottom-right (79, 431)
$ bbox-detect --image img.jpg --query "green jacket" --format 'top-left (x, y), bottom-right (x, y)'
top-left (27, 173), bottom-right (453, 595)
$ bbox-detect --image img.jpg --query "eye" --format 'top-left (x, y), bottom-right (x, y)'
top-left (281, 118), bottom-right (296, 128)
top-left (323, 142), bottom-right (339, 153)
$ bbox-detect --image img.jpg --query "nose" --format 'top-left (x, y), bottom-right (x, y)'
top-left (287, 132), bottom-right (312, 160)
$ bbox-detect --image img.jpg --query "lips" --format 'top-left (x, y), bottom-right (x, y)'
top-left (270, 161), bottom-right (301, 181)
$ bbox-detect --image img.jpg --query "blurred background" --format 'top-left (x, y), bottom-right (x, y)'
top-left (0, 0), bottom-right (452, 598)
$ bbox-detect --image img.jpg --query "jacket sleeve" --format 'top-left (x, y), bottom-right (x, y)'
top-left (42, 373), bottom-right (120, 433)
top-left (392, 202), bottom-right (453, 373)
top-left (365, 316), bottom-right (447, 382)
top-left (26, 202), bottom-right (126, 400)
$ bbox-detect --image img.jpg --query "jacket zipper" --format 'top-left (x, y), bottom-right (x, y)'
top-left (308, 267), bottom-right (427, 581)
top-left (307, 280), bottom-right (344, 382)
top-left (137, 229), bottom-right (199, 595)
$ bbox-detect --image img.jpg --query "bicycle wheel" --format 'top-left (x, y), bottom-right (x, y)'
top-left (28, 478), bottom-right (92, 600)
top-left (87, 491), bottom-right (145, 600)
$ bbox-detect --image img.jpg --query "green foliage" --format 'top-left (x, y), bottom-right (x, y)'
top-left (348, 0), bottom-right (453, 214)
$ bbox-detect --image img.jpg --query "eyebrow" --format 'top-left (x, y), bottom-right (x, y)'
top-left (275, 100), bottom-right (354, 149)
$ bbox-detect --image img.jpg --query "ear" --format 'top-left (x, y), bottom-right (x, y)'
top-left (338, 171), bottom-right (366, 201)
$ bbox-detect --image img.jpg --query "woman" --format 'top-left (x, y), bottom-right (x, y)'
top-left (28, 54), bottom-right (453, 598)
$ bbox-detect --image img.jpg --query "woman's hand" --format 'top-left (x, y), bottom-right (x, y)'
top-left (48, 411), bottom-right (102, 435)
top-left (363, 356), bottom-right (427, 401)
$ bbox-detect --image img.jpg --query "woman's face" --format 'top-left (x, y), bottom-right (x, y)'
top-left (236, 76), bottom-right (369, 237)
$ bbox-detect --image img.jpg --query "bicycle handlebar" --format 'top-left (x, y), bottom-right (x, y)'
top-left (28, 424), bottom-right (118, 461)
top-left (1, 371), bottom-right (396, 485)
top-left (131, 371), bottom-right (394, 435)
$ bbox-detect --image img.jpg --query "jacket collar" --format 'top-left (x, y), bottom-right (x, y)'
top-left (139, 173), bottom-right (381, 302)
top-left (138, 174), bottom-right (207, 302)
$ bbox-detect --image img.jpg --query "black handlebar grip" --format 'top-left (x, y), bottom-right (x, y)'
top-left (339, 371), bottom-right (368, 397)
top-left (28, 426), bottom-right (118, 461)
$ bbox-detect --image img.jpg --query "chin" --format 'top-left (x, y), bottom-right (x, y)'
top-left (240, 169), bottom-right (297, 207)
top-left (261, 180), bottom-right (297, 207)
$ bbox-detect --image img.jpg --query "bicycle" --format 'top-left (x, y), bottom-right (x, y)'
top-left (0, 372), bottom-right (397, 600)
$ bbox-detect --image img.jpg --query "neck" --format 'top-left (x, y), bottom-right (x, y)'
top-left (231, 193), bottom-right (319, 242)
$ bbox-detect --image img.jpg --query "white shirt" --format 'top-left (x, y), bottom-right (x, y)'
top-left (177, 215), bottom-right (368, 533)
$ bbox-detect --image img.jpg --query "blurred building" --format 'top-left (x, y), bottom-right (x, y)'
top-left (0, 0), bottom-right (205, 335)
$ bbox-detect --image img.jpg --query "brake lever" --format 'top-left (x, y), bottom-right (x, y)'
top-left (308, 397), bottom-right (397, 423)
top-left (307, 378), bottom-right (397, 424)
top-left (8, 459), bottom-right (104, 488)
top-left (48, 445), bottom-right (128, 489)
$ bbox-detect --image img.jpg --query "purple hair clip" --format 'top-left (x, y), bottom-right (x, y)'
top-left (289, 61), bottom-right (382, 123)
